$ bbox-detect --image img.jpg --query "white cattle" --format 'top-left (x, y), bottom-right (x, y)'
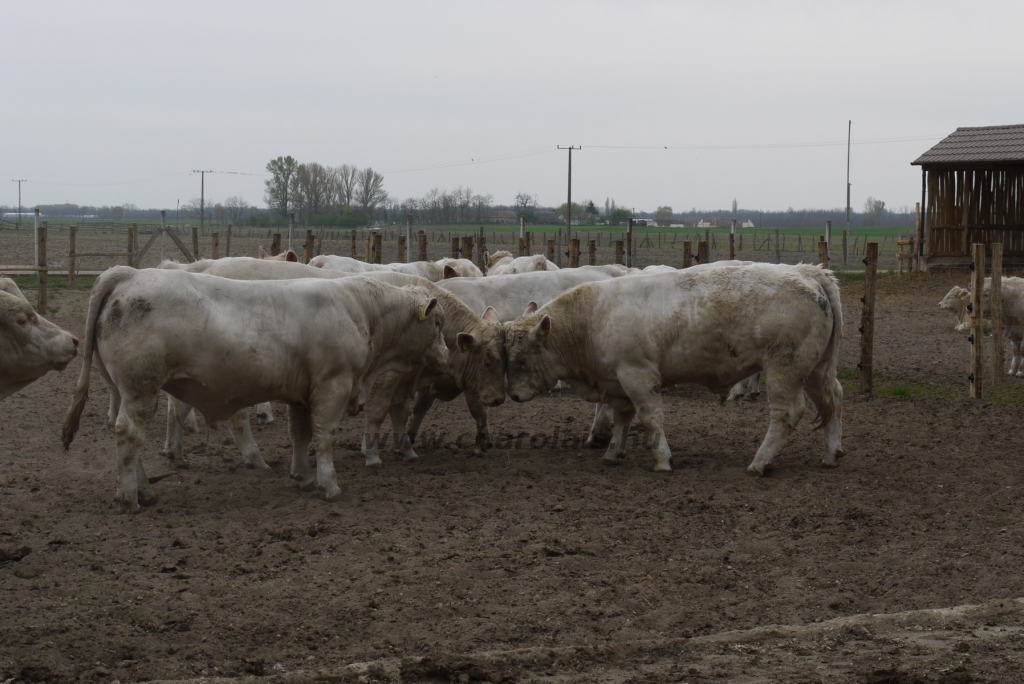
top-left (434, 258), bottom-right (483, 278)
top-left (308, 254), bottom-right (450, 282)
top-left (982, 277), bottom-right (1024, 377)
top-left (939, 285), bottom-right (971, 333)
top-left (62, 266), bottom-right (448, 511)
top-left (155, 259), bottom-right (505, 466)
top-left (258, 247), bottom-right (300, 262)
top-left (0, 278), bottom-right (79, 401)
top-left (485, 251), bottom-right (559, 275)
top-left (503, 263), bottom-right (844, 474)
top-left (726, 372), bottom-right (762, 401)
top-left (641, 264), bottom-right (677, 274)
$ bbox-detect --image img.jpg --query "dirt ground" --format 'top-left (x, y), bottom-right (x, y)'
top-left (4, 270), bottom-right (1024, 683)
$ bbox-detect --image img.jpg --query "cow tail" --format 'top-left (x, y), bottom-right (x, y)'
top-left (62, 267), bottom-right (132, 450)
top-left (811, 267), bottom-right (843, 428)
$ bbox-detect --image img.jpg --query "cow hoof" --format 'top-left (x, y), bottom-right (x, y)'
top-left (602, 454), bottom-right (623, 466)
top-left (399, 451), bottom-right (419, 462)
top-left (653, 463), bottom-right (672, 473)
top-left (299, 477), bottom-right (317, 492)
top-left (746, 463), bottom-right (767, 476)
top-left (746, 393), bottom-right (760, 402)
top-left (473, 448), bottom-right (488, 458)
top-left (364, 456), bottom-right (383, 468)
top-left (585, 435), bottom-right (610, 449)
top-left (323, 486), bottom-right (342, 502)
top-left (245, 459), bottom-right (272, 471)
top-left (1016, 371), bottom-right (1024, 378)
top-left (821, 458), bottom-right (839, 468)
top-left (256, 413), bottom-right (274, 425)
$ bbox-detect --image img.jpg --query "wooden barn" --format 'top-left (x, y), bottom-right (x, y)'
top-left (913, 124), bottom-right (1024, 267)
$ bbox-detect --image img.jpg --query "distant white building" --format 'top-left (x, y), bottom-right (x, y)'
top-left (697, 219), bottom-right (716, 228)
top-left (741, 220), bottom-right (755, 228)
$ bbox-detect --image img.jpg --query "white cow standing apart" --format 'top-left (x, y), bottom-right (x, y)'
top-left (0, 278), bottom-right (79, 401)
top-left (62, 267), bottom-right (448, 512)
top-left (503, 263), bottom-right (844, 474)
top-left (484, 251), bottom-right (559, 275)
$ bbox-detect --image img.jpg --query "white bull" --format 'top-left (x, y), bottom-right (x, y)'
top-left (308, 254), bottom-right (454, 281)
top-left (61, 267), bottom-right (447, 511)
top-left (0, 278), bottom-right (79, 401)
top-left (434, 258), bottom-right (483, 278)
top-left (485, 251), bottom-right (559, 275)
top-left (503, 263), bottom-right (844, 474)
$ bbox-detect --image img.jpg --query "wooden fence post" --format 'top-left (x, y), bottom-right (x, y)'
top-left (451, 237), bottom-right (460, 260)
top-left (365, 234), bottom-right (372, 262)
top-left (818, 240), bottom-right (829, 268)
top-left (588, 239), bottom-right (596, 266)
top-left (372, 233), bottom-right (383, 264)
top-left (683, 240), bottom-right (692, 268)
top-left (226, 223), bottom-right (232, 258)
top-left (546, 239), bottom-right (556, 264)
top-left (970, 243), bottom-right (986, 399)
top-left (569, 238), bottom-right (580, 267)
top-left (859, 242), bottom-right (878, 393)
top-left (992, 243), bottom-right (1004, 387)
top-left (615, 240), bottom-right (624, 265)
top-left (626, 218), bottom-right (633, 268)
top-left (526, 231), bottom-right (532, 255)
top-left (350, 229), bottom-right (357, 258)
top-left (518, 237), bottom-right (527, 257)
top-left (462, 236), bottom-right (474, 266)
top-left (730, 219), bottom-right (736, 260)
top-left (304, 230), bottom-right (315, 264)
top-left (212, 232), bottom-right (220, 260)
top-left (477, 236), bottom-right (486, 270)
top-left (775, 229), bottom-right (781, 264)
top-left (418, 230), bottom-right (427, 261)
top-left (397, 235), bottom-right (407, 263)
top-left (192, 225), bottom-right (199, 260)
top-left (697, 240), bottom-right (709, 264)
top-left (68, 225), bottom-right (77, 289)
top-left (37, 222), bottom-right (47, 314)
top-left (128, 224), bottom-right (136, 265)
top-left (271, 233), bottom-right (282, 256)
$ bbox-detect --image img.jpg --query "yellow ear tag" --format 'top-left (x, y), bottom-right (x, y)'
top-left (960, 295), bottom-right (967, 301)
top-left (418, 303), bottom-right (427, 321)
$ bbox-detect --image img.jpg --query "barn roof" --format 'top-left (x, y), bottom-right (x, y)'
top-left (913, 124), bottom-right (1024, 165)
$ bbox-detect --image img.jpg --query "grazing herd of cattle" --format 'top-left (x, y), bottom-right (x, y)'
top-left (4, 242), bottom-right (904, 514)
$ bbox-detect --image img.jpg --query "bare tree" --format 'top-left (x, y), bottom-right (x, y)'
top-left (473, 193), bottom-right (493, 221)
top-left (264, 156), bottom-right (298, 218)
top-left (291, 162), bottom-right (332, 221)
top-left (514, 192), bottom-right (538, 218)
top-left (356, 167), bottom-right (388, 222)
top-left (334, 164), bottom-right (359, 213)
top-left (183, 197), bottom-right (207, 222)
top-left (224, 195), bottom-right (249, 222)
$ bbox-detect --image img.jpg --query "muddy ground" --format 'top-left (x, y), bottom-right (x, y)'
top-left (3, 271), bottom-right (1024, 683)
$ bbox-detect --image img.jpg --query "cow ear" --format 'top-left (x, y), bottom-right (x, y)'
top-left (259, 246), bottom-right (269, 259)
top-left (482, 306), bottom-right (500, 323)
top-left (456, 332), bottom-right (475, 352)
top-left (523, 301), bottom-right (538, 316)
top-left (443, 264), bottom-right (457, 279)
top-left (285, 250), bottom-right (298, 262)
top-left (418, 297), bottom-right (438, 321)
top-left (530, 314), bottom-right (551, 341)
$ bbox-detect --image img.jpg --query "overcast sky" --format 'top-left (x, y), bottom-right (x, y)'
top-left (4, 0), bottom-right (1022, 214)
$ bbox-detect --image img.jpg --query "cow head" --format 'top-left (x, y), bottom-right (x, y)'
top-left (939, 285), bottom-right (971, 330)
top-left (450, 306), bottom-right (505, 407)
top-left (411, 294), bottom-right (449, 371)
top-left (503, 301), bottom-right (557, 403)
top-left (0, 280), bottom-right (79, 399)
top-left (259, 246), bottom-right (299, 262)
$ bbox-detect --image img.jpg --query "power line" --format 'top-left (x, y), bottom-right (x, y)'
top-left (585, 135), bottom-right (942, 151)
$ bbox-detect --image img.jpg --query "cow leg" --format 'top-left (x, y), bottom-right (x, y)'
top-left (309, 382), bottom-right (352, 501)
top-left (162, 396), bottom-right (186, 465)
top-left (255, 401), bottom-right (275, 425)
top-left (97, 359), bottom-right (120, 430)
top-left (746, 372), bottom-right (762, 401)
top-left (389, 392), bottom-right (418, 461)
top-left (585, 403), bottom-right (615, 448)
top-left (288, 404), bottom-right (315, 489)
top-left (803, 372), bottom-right (845, 467)
top-left (406, 388), bottom-right (438, 446)
top-left (602, 403), bottom-right (636, 465)
top-left (726, 381), bottom-right (745, 401)
top-left (1010, 334), bottom-right (1023, 377)
top-left (747, 370), bottom-right (806, 475)
top-left (360, 381), bottom-right (392, 468)
top-left (113, 394), bottom-right (158, 513)
top-left (464, 392), bottom-right (492, 456)
top-left (619, 372), bottom-right (672, 472)
top-left (228, 408), bottom-right (269, 469)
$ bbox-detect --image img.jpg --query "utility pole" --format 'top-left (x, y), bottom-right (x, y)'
top-left (557, 145), bottom-right (581, 268)
top-left (193, 170), bottom-right (213, 233)
top-left (845, 120), bottom-right (852, 266)
top-left (11, 179), bottom-right (26, 230)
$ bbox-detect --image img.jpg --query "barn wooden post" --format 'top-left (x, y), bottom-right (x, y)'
top-left (212, 232), bottom-right (220, 260)
top-left (128, 224), bottom-right (136, 265)
top-left (730, 219), bottom-right (736, 260)
top-left (626, 218), bottom-right (633, 268)
top-left (914, 201), bottom-right (923, 272)
top-left (683, 240), bottom-right (692, 268)
top-left (775, 229), bottom-right (781, 264)
top-left (372, 233), bottom-right (383, 264)
top-left (304, 230), bottom-right (315, 264)
top-left (37, 222), bottom-right (47, 314)
top-left (818, 239), bottom-right (829, 268)
top-left (614, 240), bottom-right (624, 265)
top-left (970, 243), bottom-right (986, 399)
top-left (451, 236), bottom-right (460, 260)
top-left (588, 239), bottom-right (596, 265)
top-left (418, 230), bottom-right (427, 261)
top-left (192, 225), bottom-right (199, 260)
top-left (68, 225), bottom-right (77, 289)
top-left (991, 243), bottom-right (1004, 386)
top-left (350, 229), bottom-right (357, 258)
top-left (271, 233), bottom-right (281, 256)
top-left (546, 239), bottom-right (556, 264)
top-left (859, 242), bottom-right (879, 393)
top-left (697, 240), bottom-right (709, 264)
top-left (569, 238), bottom-right (580, 267)
top-left (397, 235), bottom-right (407, 263)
